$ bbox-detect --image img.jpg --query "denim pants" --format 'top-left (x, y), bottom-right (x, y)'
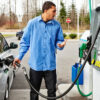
top-left (30, 68), bottom-right (57, 100)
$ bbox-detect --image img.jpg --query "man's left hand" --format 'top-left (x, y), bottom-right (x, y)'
top-left (57, 40), bottom-right (67, 48)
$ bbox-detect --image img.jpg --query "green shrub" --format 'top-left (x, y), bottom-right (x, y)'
top-left (69, 33), bottom-right (77, 39)
top-left (63, 33), bottom-right (67, 38)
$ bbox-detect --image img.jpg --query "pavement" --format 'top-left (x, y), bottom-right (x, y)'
top-left (9, 83), bottom-right (89, 100)
top-left (8, 39), bottom-right (90, 100)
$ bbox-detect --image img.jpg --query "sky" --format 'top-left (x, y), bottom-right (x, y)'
top-left (0, 0), bottom-right (85, 14)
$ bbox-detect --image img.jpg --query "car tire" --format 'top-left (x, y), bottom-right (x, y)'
top-left (18, 37), bottom-right (21, 40)
top-left (4, 81), bottom-right (9, 100)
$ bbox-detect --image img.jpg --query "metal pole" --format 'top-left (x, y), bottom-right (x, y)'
top-left (57, 0), bottom-right (59, 16)
top-left (68, 23), bottom-right (69, 32)
top-left (77, 10), bottom-right (79, 39)
top-left (89, 0), bottom-right (92, 24)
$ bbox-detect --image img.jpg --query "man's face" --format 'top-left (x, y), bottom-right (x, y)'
top-left (45, 6), bottom-right (56, 20)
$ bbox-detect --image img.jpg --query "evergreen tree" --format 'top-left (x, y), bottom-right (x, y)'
top-left (79, 7), bottom-right (90, 29)
top-left (79, 8), bottom-right (85, 28)
top-left (59, 1), bottom-right (67, 24)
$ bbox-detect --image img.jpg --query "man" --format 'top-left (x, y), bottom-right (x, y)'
top-left (13, 1), bottom-right (66, 100)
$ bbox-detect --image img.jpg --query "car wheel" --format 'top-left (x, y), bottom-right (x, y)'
top-left (4, 81), bottom-right (9, 100)
top-left (18, 37), bottom-right (21, 40)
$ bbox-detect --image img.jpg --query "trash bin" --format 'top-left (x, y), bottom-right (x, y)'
top-left (72, 63), bottom-right (83, 85)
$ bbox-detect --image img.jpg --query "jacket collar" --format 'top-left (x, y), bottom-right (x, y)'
top-left (38, 15), bottom-right (54, 25)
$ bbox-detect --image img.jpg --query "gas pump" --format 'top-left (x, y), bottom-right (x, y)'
top-left (76, 1), bottom-right (100, 100)
top-left (90, 1), bottom-right (100, 100)
top-left (72, 32), bottom-right (93, 99)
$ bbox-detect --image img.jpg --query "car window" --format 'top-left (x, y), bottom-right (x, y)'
top-left (0, 33), bottom-right (9, 53)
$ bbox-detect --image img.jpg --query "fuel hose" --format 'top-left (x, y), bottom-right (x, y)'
top-left (18, 25), bottom-right (100, 99)
top-left (77, 63), bottom-right (92, 97)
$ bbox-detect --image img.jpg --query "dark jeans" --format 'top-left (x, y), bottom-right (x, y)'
top-left (30, 68), bottom-right (57, 100)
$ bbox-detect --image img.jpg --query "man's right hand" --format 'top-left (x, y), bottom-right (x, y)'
top-left (13, 58), bottom-right (21, 68)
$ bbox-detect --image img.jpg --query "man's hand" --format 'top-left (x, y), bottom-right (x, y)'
top-left (57, 40), bottom-right (67, 48)
top-left (13, 58), bottom-right (21, 68)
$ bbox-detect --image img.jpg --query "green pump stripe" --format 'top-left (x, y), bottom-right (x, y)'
top-left (94, 49), bottom-right (97, 60)
top-left (77, 65), bottom-right (92, 97)
top-left (89, 0), bottom-right (92, 24)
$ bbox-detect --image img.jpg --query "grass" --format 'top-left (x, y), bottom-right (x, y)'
top-left (3, 34), bottom-right (16, 38)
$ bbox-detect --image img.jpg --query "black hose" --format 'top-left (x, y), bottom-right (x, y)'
top-left (22, 25), bottom-right (100, 99)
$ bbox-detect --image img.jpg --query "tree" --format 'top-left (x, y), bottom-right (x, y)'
top-left (79, 7), bottom-right (90, 29)
top-left (84, 13), bottom-right (90, 26)
top-left (22, 0), bottom-right (38, 22)
top-left (59, 1), bottom-right (67, 24)
top-left (0, 13), bottom-right (7, 26)
top-left (79, 8), bottom-right (85, 28)
top-left (22, 14), bottom-right (27, 24)
top-left (68, 2), bottom-right (77, 28)
top-left (33, 10), bottom-right (42, 17)
top-left (10, 12), bottom-right (18, 24)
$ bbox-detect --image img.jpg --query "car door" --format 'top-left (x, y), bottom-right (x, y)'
top-left (0, 33), bottom-right (10, 100)
top-left (0, 33), bottom-right (14, 86)
top-left (0, 33), bottom-right (14, 99)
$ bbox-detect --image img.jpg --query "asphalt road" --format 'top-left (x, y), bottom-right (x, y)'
top-left (6, 36), bottom-right (79, 89)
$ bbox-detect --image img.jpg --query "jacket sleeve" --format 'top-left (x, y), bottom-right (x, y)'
top-left (56, 24), bottom-right (64, 50)
top-left (17, 20), bottom-right (32, 60)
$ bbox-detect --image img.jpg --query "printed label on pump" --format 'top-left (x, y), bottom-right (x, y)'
top-left (91, 59), bottom-right (95, 64)
top-left (91, 49), bottom-right (100, 69)
top-left (91, 59), bottom-right (100, 68)
top-left (95, 60), bottom-right (100, 67)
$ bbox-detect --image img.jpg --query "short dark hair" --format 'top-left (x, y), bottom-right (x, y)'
top-left (42, 1), bottom-right (56, 13)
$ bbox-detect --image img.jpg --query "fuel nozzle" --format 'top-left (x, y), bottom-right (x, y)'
top-left (15, 62), bottom-right (21, 68)
top-left (96, 4), bottom-right (100, 12)
top-left (79, 43), bottom-right (87, 58)
top-left (79, 35), bottom-right (92, 64)
top-left (13, 62), bottom-right (21, 72)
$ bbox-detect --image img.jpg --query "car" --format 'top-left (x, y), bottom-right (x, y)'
top-left (16, 30), bottom-right (23, 40)
top-left (0, 33), bottom-right (18, 100)
top-left (16, 28), bottom-right (26, 40)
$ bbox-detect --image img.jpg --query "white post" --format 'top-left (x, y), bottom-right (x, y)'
top-left (68, 23), bottom-right (69, 33)
top-left (77, 10), bottom-right (79, 39)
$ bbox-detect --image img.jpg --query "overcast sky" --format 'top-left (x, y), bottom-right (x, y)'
top-left (0, 0), bottom-right (85, 14)
top-left (0, 0), bottom-right (88, 21)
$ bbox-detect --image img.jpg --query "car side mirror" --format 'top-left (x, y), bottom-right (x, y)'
top-left (9, 42), bottom-right (18, 49)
